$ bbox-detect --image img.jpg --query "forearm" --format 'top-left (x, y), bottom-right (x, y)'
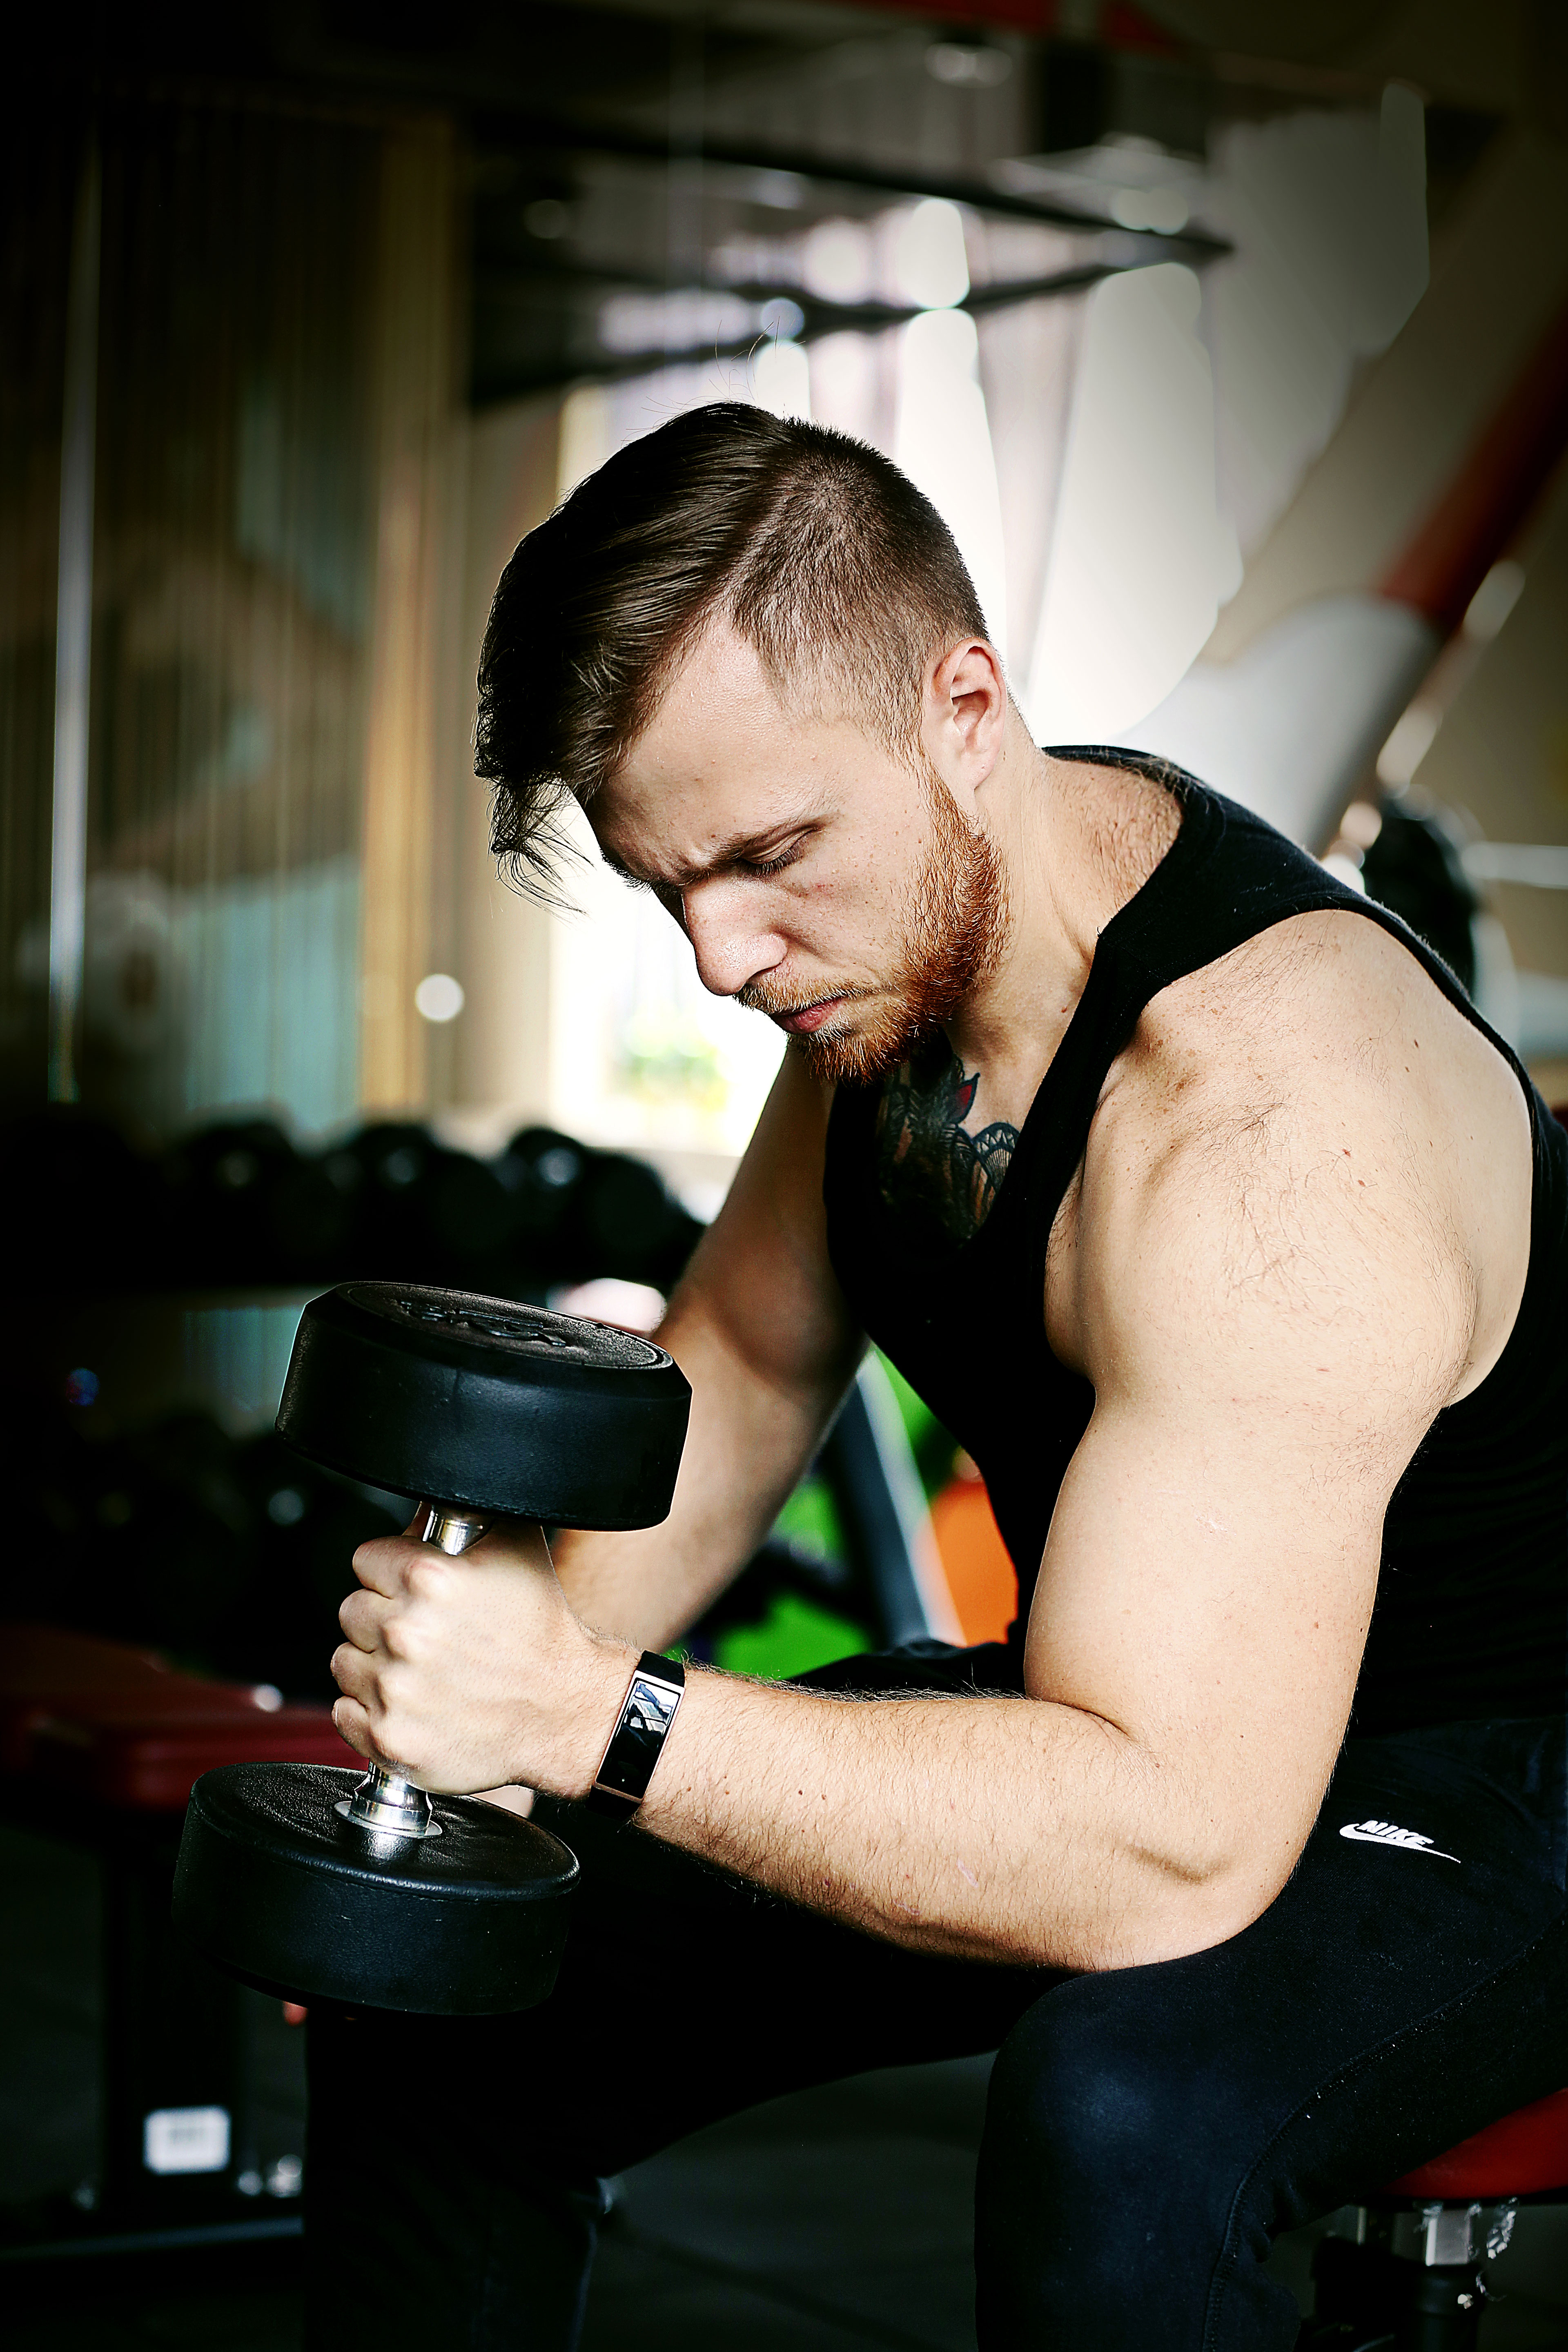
top-left (334, 1516), bottom-right (1272, 1969)
top-left (553, 1048), bottom-right (860, 1649)
top-left (552, 1296), bottom-right (853, 1650)
top-left (611, 1664), bottom-right (1255, 1972)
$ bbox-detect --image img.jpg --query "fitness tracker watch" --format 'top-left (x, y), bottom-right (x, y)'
top-left (586, 1651), bottom-right (686, 1821)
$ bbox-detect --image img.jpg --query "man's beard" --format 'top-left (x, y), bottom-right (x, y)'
top-left (739, 771), bottom-right (1009, 1088)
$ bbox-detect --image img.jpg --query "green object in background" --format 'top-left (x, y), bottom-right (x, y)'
top-left (770, 1358), bottom-right (956, 1567)
top-left (725, 1358), bottom-right (957, 1682)
top-left (772, 1475), bottom-right (845, 1563)
top-left (713, 1588), bottom-right (869, 1680)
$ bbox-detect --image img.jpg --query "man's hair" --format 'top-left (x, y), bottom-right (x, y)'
top-left (474, 401), bottom-right (987, 897)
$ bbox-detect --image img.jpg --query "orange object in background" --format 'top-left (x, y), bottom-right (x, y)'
top-left (930, 1465), bottom-right (1018, 1647)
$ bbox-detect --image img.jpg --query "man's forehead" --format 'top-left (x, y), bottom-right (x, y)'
top-left (632, 610), bottom-right (867, 764)
top-left (659, 612), bottom-right (779, 707)
top-left (594, 628), bottom-right (866, 882)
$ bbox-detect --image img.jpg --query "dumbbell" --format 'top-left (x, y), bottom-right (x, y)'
top-left (172, 1282), bottom-right (690, 2014)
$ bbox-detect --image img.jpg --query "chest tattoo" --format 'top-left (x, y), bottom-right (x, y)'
top-left (873, 1038), bottom-right (1019, 1243)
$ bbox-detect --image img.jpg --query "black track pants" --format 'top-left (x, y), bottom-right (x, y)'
top-left (303, 1650), bottom-right (1566, 2351)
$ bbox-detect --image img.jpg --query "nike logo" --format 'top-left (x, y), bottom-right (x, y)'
top-left (1339, 1818), bottom-right (1459, 1863)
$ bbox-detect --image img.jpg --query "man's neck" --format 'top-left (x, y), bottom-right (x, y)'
top-left (939, 727), bottom-right (1177, 1123)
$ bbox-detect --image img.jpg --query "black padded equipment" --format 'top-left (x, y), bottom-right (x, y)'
top-left (276, 1282), bottom-right (691, 1526)
top-left (174, 1763), bottom-right (579, 2013)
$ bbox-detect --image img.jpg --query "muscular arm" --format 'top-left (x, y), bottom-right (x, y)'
top-left (621, 1063), bottom-right (1473, 1967)
top-left (335, 1045), bottom-right (1478, 1971)
top-left (552, 1046), bottom-right (864, 1649)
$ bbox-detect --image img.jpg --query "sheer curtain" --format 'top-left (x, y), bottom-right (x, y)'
top-left (4, 93), bottom-right (461, 1141)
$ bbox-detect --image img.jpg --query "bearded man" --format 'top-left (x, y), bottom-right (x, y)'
top-left (312, 404), bottom-right (1567, 2350)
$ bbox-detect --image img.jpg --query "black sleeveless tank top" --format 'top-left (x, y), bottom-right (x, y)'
top-left (822, 753), bottom-right (1568, 1736)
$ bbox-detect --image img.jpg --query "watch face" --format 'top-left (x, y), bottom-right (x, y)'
top-left (601, 1674), bottom-right (682, 1797)
top-left (625, 1675), bottom-right (681, 1745)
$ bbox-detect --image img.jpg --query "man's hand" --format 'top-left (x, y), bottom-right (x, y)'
top-left (331, 1516), bottom-right (633, 1799)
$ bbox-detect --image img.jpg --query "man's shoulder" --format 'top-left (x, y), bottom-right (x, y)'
top-left (1116, 903), bottom-right (1485, 1133)
top-left (1071, 902), bottom-right (1524, 1404)
top-left (1080, 911), bottom-right (1472, 1298)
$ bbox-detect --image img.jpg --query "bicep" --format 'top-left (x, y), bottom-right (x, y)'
top-left (1023, 1103), bottom-right (1471, 1899)
top-left (1025, 1397), bottom-right (1383, 1896)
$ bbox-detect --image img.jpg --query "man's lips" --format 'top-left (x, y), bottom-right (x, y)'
top-left (773, 995), bottom-right (848, 1035)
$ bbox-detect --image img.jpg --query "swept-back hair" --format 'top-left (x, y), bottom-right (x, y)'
top-left (474, 401), bottom-right (987, 898)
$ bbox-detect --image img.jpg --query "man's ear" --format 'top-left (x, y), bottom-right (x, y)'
top-left (922, 638), bottom-right (1008, 791)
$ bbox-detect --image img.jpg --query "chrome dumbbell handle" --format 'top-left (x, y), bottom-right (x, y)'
top-left (334, 1504), bottom-right (489, 1841)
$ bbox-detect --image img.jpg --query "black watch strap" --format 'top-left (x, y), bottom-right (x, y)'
top-left (586, 1652), bottom-right (685, 1821)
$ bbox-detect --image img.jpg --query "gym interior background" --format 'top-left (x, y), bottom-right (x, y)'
top-left (4, 2), bottom-right (1568, 2345)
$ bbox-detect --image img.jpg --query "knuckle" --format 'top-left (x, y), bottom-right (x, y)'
top-left (383, 1611), bottom-right (423, 1664)
top-left (374, 1660), bottom-right (406, 1715)
top-left (405, 1557), bottom-right (447, 1607)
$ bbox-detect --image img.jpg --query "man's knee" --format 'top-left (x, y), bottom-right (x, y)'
top-left (974, 1972), bottom-right (1290, 2350)
top-left (983, 1973), bottom-right (1201, 2199)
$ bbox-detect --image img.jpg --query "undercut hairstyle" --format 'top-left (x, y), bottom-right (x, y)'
top-left (474, 401), bottom-right (988, 898)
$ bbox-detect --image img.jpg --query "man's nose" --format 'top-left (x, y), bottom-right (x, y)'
top-left (681, 880), bottom-right (784, 1000)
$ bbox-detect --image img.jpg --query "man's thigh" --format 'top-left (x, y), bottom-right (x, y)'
top-left (526, 1793), bottom-right (1051, 2169)
top-left (304, 1787), bottom-right (1049, 2198)
top-left (308, 1642), bottom-right (1053, 2186)
top-left (977, 1716), bottom-right (1568, 2348)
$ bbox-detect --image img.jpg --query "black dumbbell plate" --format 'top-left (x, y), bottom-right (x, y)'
top-left (276, 1283), bottom-right (690, 1528)
top-left (174, 1762), bottom-right (580, 2014)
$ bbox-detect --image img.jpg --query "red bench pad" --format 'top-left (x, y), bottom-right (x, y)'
top-left (1, 1622), bottom-right (185, 1773)
top-left (1387, 2087), bottom-right (1568, 2198)
top-left (3, 1621), bottom-right (351, 1809)
top-left (30, 1690), bottom-right (351, 1811)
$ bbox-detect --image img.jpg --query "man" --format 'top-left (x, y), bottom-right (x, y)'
top-left (310, 405), bottom-right (1566, 2348)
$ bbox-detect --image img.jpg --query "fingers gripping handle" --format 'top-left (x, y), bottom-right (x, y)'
top-left (336, 1502), bottom-right (490, 1841)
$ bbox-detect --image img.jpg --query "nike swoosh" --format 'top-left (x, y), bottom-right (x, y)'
top-left (1339, 1824), bottom-right (1459, 1862)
